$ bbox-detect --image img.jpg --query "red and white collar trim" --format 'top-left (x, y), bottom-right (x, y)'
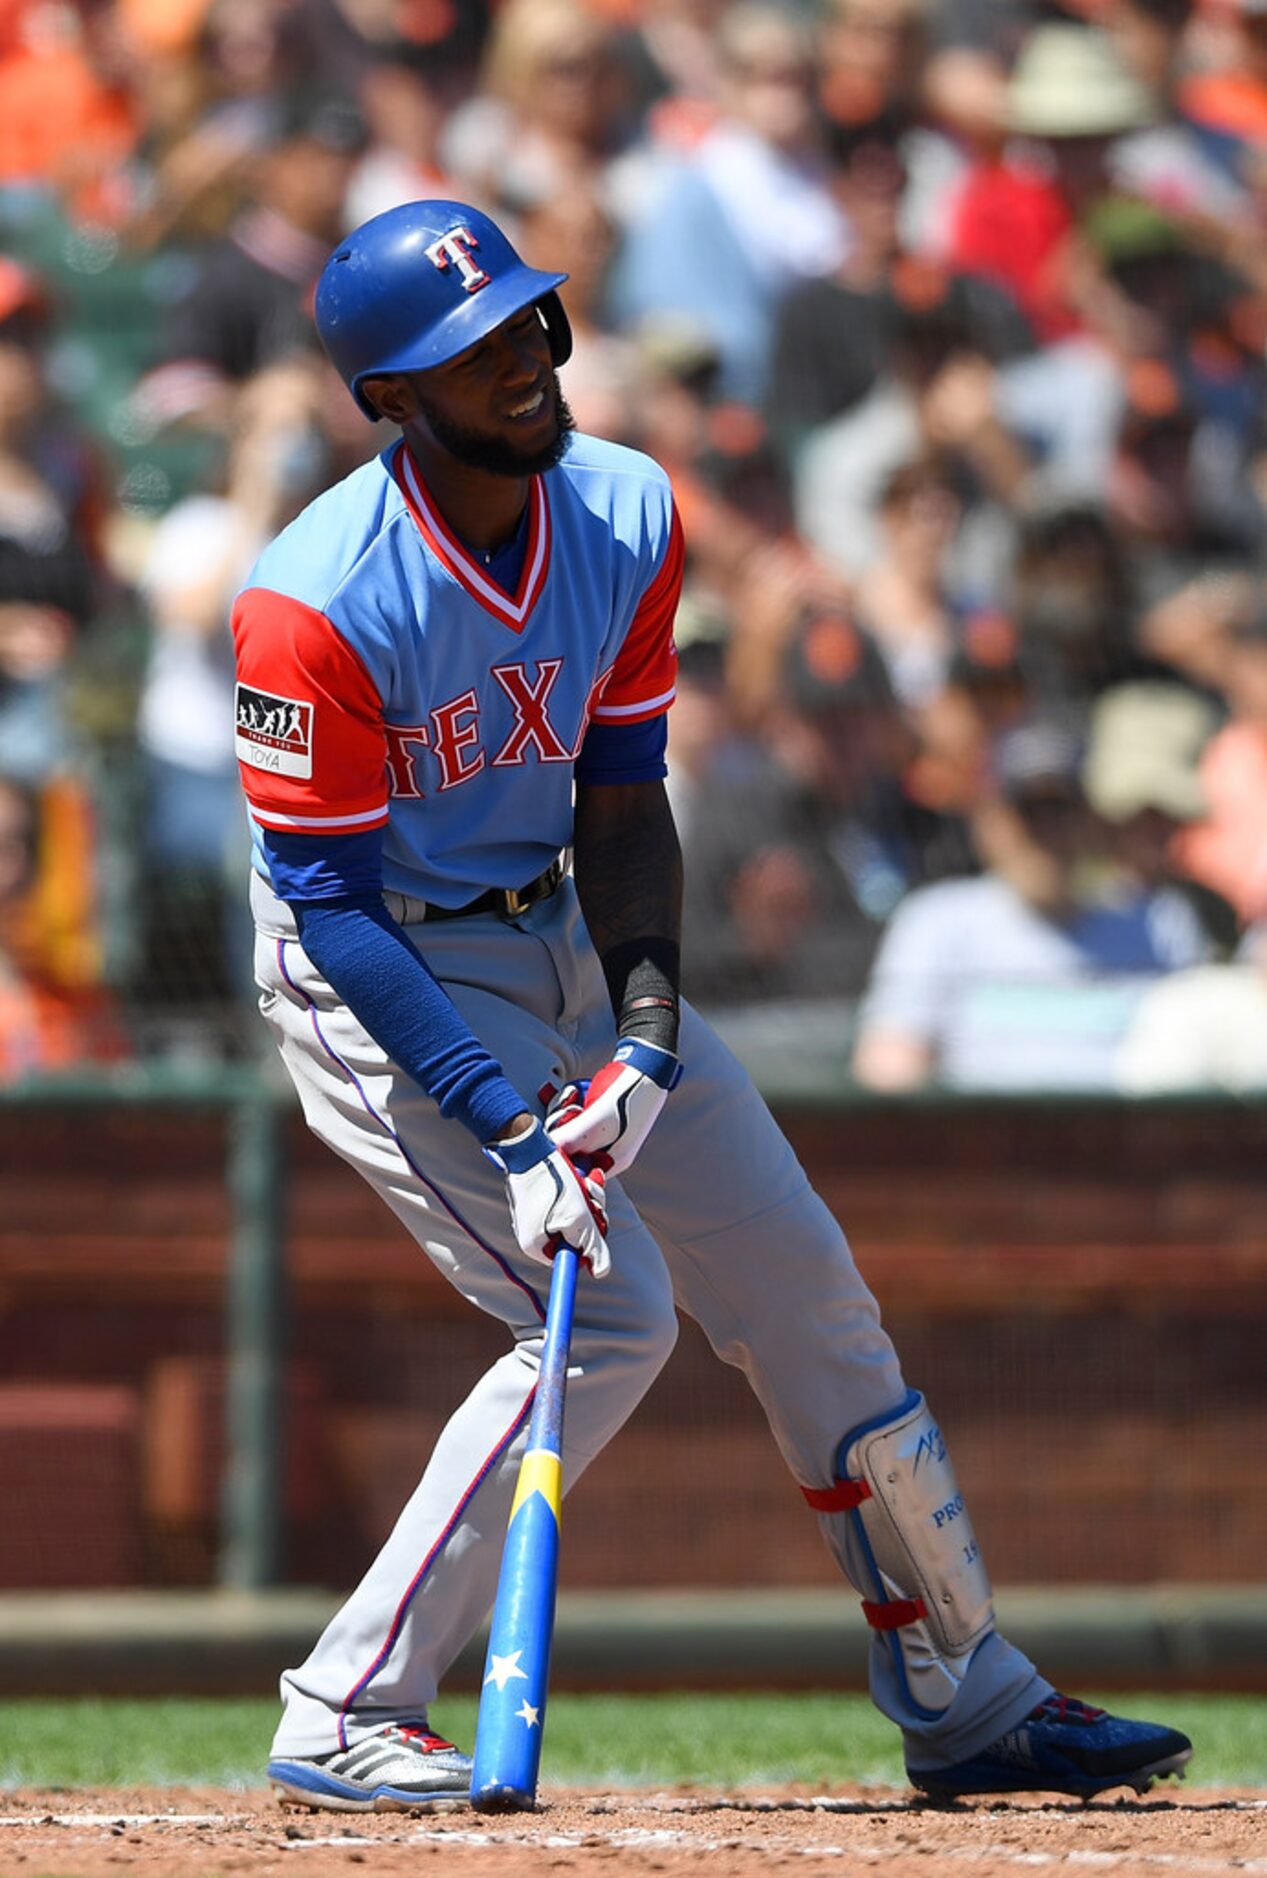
top-left (393, 444), bottom-right (551, 633)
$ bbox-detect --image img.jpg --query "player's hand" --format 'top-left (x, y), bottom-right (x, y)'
top-left (483, 1120), bottom-right (610, 1279)
top-left (545, 1039), bottom-right (682, 1177)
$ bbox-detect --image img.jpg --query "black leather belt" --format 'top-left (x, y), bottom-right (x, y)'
top-left (421, 857), bottom-right (564, 923)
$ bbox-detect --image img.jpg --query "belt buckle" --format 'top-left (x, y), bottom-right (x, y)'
top-left (498, 858), bottom-right (561, 921)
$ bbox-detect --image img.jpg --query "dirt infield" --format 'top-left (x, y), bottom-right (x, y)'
top-left (1, 1784), bottom-right (1263, 1876)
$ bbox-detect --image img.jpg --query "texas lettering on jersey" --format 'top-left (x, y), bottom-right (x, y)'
top-left (380, 661), bottom-right (609, 798)
top-left (232, 432), bottom-right (682, 905)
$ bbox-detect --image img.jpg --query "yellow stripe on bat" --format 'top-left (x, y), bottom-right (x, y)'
top-left (510, 1449), bottom-right (562, 1521)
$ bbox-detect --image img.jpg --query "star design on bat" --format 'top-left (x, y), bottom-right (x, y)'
top-left (515, 1700), bottom-right (540, 1729)
top-left (484, 1650), bottom-right (530, 1691)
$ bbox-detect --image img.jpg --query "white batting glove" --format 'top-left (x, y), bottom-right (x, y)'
top-left (483, 1120), bottom-right (611, 1279)
top-left (545, 1039), bottom-right (683, 1178)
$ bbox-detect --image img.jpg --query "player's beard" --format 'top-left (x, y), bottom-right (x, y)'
top-left (417, 376), bottom-right (576, 476)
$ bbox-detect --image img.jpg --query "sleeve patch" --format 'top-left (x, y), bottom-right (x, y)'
top-left (235, 685), bottom-right (314, 780)
top-left (232, 585), bottom-right (388, 835)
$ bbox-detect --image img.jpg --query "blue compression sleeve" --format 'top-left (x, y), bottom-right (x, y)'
top-left (288, 896), bottom-right (527, 1144)
top-left (261, 829), bottom-right (525, 1140)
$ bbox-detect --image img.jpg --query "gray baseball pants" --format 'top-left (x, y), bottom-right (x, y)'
top-left (250, 872), bottom-right (1048, 1766)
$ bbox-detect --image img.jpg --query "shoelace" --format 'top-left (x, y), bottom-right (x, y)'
top-left (393, 1724), bottom-right (458, 1753)
top-left (1030, 1693), bottom-right (1107, 1727)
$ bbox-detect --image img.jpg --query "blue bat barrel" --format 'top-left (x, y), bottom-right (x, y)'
top-left (470, 1243), bottom-right (579, 1810)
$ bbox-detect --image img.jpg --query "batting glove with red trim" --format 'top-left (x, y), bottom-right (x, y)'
top-left (484, 1120), bottom-right (610, 1279)
top-left (545, 1039), bottom-right (683, 1178)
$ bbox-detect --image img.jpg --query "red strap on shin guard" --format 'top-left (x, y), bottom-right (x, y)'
top-left (801, 1477), bottom-right (872, 1513)
top-left (862, 1596), bottom-right (928, 1630)
top-left (799, 1479), bottom-right (925, 1630)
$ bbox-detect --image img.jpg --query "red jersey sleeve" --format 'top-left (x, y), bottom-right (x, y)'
top-left (232, 587), bottom-right (389, 836)
top-left (592, 503), bottom-right (683, 725)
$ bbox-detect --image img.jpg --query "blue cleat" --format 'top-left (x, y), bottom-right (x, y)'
top-left (907, 1693), bottom-right (1193, 1801)
top-left (269, 1722), bottom-right (472, 1812)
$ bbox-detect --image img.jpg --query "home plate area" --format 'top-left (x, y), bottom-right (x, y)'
top-left (1, 1787), bottom-right (1265, 1877)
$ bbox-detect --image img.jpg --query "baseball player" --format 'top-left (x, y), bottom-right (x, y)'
top-left (232, 199), bottom-right (1191, 1813)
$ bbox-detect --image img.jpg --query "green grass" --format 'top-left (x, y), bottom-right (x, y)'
top-left (0, 1694), bottom-right (1262, 1792)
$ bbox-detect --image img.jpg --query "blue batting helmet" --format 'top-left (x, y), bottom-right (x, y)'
top-left (315, 199), bottom-right (573, 420)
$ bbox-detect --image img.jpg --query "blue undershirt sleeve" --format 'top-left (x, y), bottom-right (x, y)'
top-left (264, 827), bottom-right (383, 902)
top-left (574, 713), bottom-right (668, 784)
top-left (262, 831), bottom-right (526, 1144)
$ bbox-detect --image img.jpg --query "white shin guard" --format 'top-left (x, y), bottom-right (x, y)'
top-left (805, 1390), bottom-right (996, 1719)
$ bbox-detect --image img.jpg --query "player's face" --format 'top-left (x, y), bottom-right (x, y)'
top-left (410, 307), bottom-right (575, 477)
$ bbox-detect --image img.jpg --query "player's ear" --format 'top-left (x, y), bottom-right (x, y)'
top-left (361, 375), bottom-right (415, 424)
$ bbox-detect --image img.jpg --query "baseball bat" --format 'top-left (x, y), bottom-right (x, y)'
top-left (470, 1239), bottom-right (580, 1812)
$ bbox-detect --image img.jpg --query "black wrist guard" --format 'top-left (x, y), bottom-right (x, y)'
top-left (603, 938), bottom-right (681, 1054)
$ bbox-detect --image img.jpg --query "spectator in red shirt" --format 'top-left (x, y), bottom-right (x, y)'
top-left (944, 22), bottom-right (1163, 349)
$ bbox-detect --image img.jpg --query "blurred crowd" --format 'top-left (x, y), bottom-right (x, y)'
top-left (4, 0), bottom-right (1267, 1094)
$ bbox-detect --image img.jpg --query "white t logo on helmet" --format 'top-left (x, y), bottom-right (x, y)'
top-left (425, 227), bottom-right (491, 293)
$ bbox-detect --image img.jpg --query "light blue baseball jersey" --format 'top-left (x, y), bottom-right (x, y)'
top-left (232, 433), bottom-right (682, 907)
